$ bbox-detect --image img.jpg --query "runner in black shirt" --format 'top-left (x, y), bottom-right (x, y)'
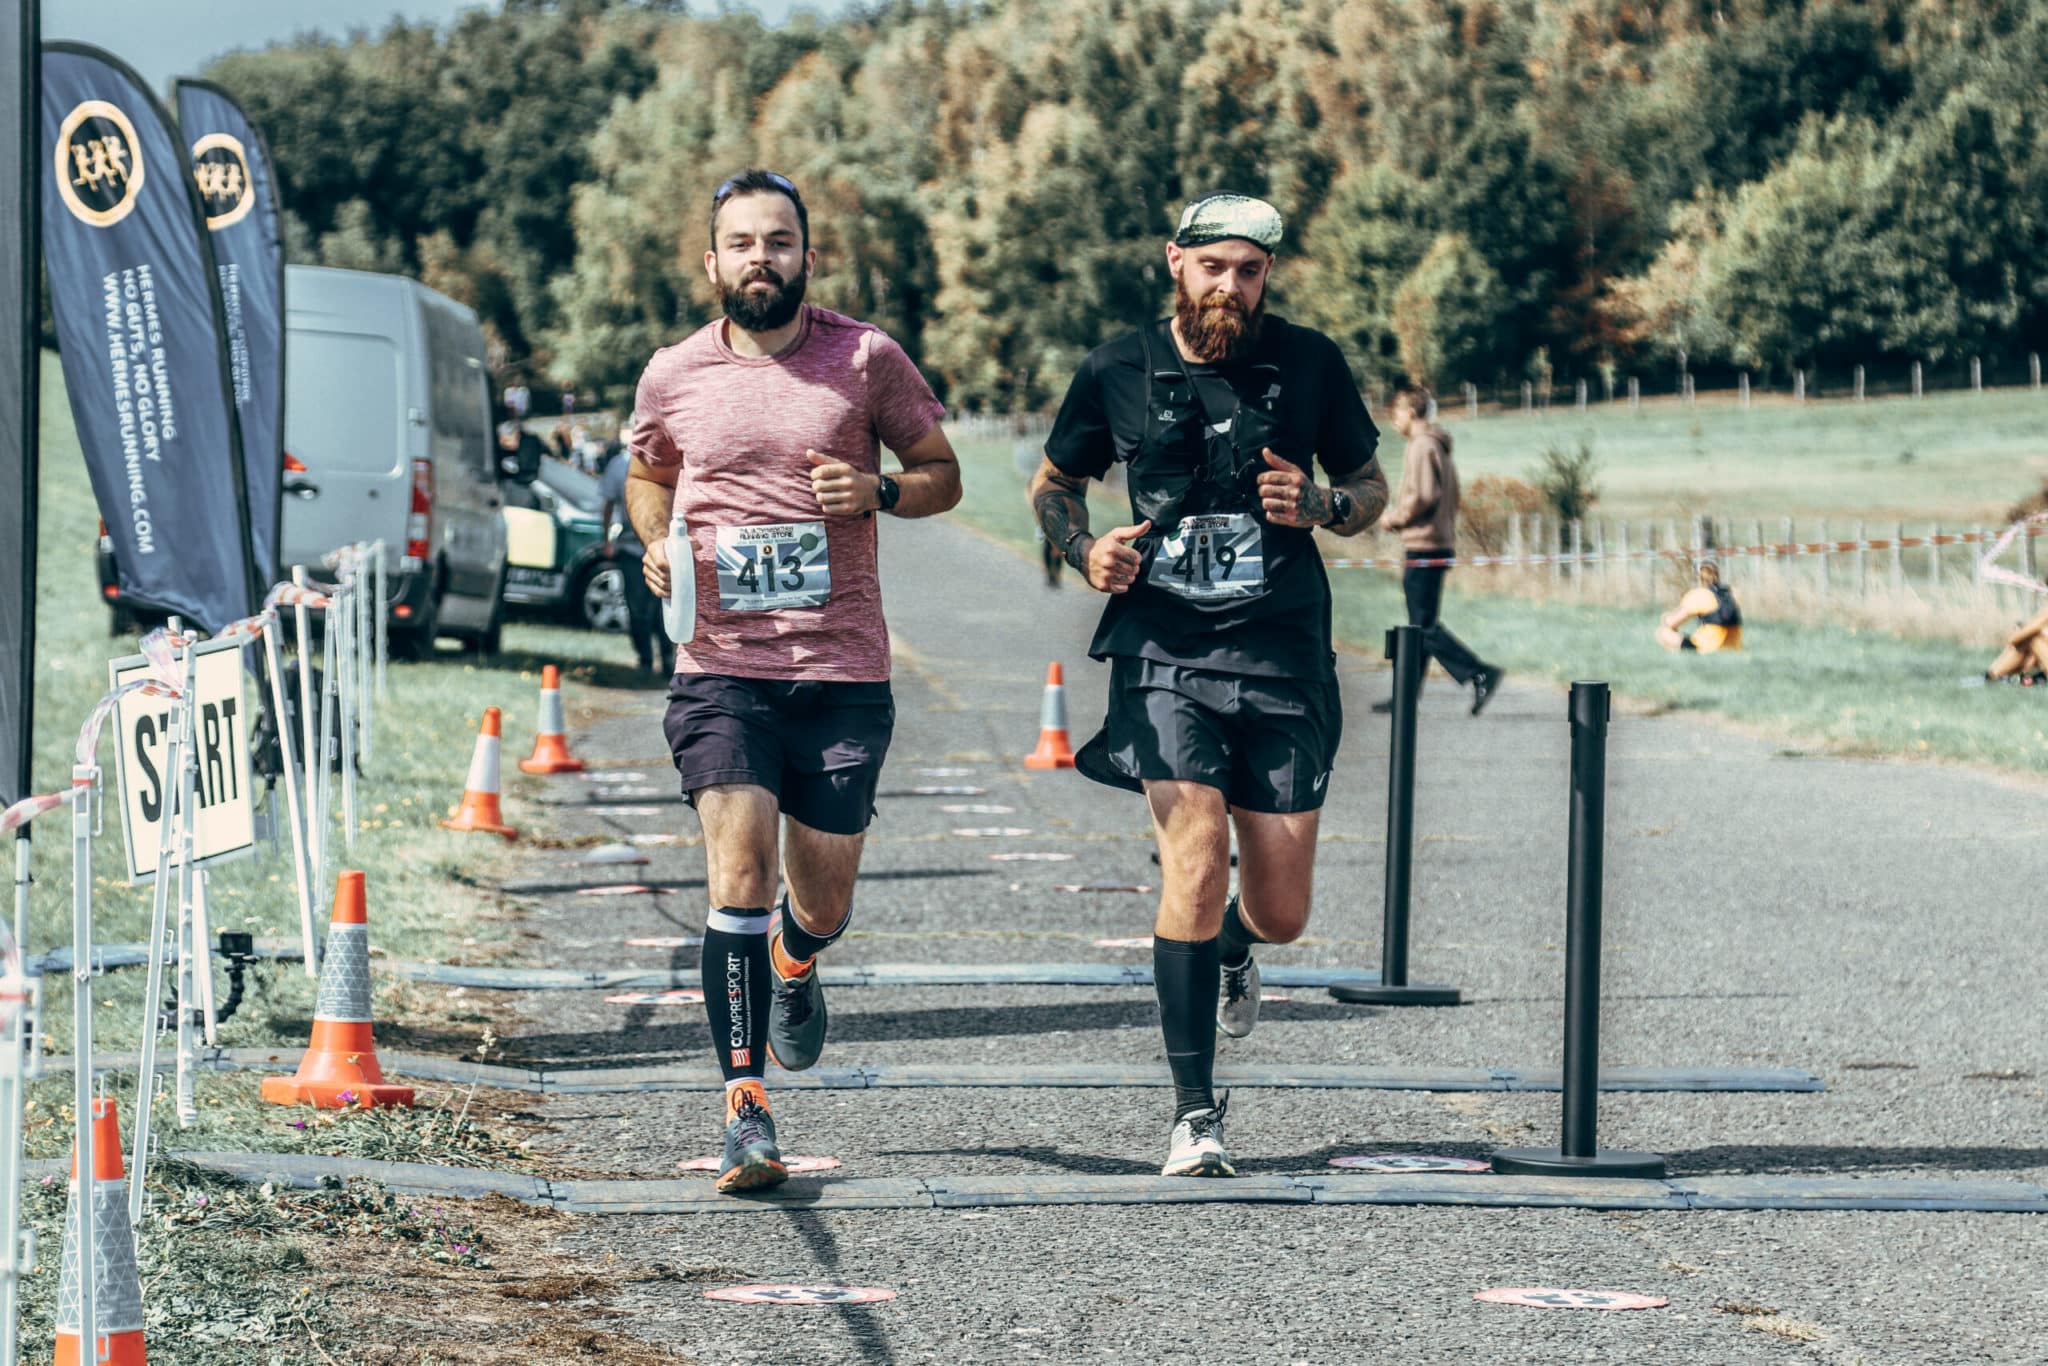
top-left (1030, 193), bottom-right (1389, 1177)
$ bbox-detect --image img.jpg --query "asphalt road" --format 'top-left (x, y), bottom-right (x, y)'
top-left (480, 513), bottom-right (2048, 1364)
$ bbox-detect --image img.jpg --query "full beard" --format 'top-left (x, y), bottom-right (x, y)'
top-left (718, 265), bottom-right (808, 333)
top-left (1174, 274), bottom-right (1264, 364)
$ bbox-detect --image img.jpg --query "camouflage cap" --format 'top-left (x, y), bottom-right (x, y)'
top-left (1172, 193), bottom-right (1283, 252)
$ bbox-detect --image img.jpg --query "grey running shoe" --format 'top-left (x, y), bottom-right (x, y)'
top-left (716, 1089), bottom-right (787, 1193)
top-left (1471, 666), bottom-right (1505, 715)
top-left (1218, 954), bottom-right (1261, 1039)
top-left (1162, 1096), bottom-right (1236, 1178)
top-left (768, 937), bottom-right (829, 1072)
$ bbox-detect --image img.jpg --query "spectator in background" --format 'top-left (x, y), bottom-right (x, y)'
top-left (1982, 602), bottom-right (2048, 685)
top-left (1657, 560), bottom-right (1744, 653)
top-left (1376, 383), bottom-right (1504, 715)
top-left (562, 383), bottom-right (578, 416)
top-left (600, 441), bottom-right (664, 679)
top-left (503, 381), bottom-right (530, 420)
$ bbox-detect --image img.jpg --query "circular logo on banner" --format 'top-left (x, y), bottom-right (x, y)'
top-left (190, 132), bottom-right (254, 229)
top-left (704, 1285), bottom-right (896, 1306)
top-left (1329, 1154), bottom-right (1491, 1174)
top-left (55, 100), bottom-right (147, 228)
top-left (1475, 1288), bottom-right (1668, 1311)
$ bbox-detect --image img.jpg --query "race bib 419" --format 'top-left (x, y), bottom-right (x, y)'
top-left (1148, 513), bottom-right (1265, 601)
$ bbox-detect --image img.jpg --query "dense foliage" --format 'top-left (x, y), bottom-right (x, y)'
top-left (201, 0), bottom-right (2048, 408)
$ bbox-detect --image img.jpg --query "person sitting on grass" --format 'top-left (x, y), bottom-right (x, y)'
top-left (1656, 561), bottom-right (1743, 653)
top-left (1984, 602), bottom-right (2048, 686)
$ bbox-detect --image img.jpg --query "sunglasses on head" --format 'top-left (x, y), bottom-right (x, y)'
top-left (713, 171), bottom-right (800, 205)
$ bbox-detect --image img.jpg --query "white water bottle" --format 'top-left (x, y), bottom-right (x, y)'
top-left (663, 510), bottom-right (695, 644)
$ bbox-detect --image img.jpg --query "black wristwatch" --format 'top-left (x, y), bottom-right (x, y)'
top-left (1322, 487), bottom-right (1354, 529)
top-left (875, 473), bottom-right (902, 513)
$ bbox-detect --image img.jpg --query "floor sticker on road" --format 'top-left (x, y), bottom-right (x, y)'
top-left (678, 1155), bottom-right (841, 1175)
top-left (604, 989), bottom-right (705, 1005)
top-left (704, 1285), bottom-right (897, 1306)
top-left (576, 883), bottom-right (669, 896)
top-left (626, 936), bottom-right (702, 949)
top-left (1094, 936), bottom-right (1153, 949)
top-left (625, 833), bottom-right (687, 846)
top-left (952, 827), bottom-right (1032, 837)
top-left (581, 771), bottom-right (649, 783)
top-left (942, 804), bottom-right (1015, 815)
top-left (916, 767), bottom-right (975, 777)
top-left (590, 806), bottom-right (664, 817)
top-left (1329, 1154), bottom-right (1489, 1173)
top-left (904, 785), bottom-right (987, 796)
top-left (581, 844), bottom-right (649, 865)
top-left (988, 851), bottom-right (1075, 862)
top-left (1475, 1288), bottom-right (1668, 1311)
top-left (1057, 883), bottom-right (1155, 894)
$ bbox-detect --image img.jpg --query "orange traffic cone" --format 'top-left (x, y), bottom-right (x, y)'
top-left (262, 870), bottom-right (414, 1109)
top-left (1024, 662), bottom-right (1077, 769)
top-left (519, 664), bottom-right (586, 774)
top-left (442, 706), bottom-right (518, 838)
top-left (54, 1099), bottom-right (147, 1365)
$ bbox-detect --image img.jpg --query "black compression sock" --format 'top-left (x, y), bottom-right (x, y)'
top-left (776, 892), bottom-right (850, 964)
top-left (702, 907), bottom-right (772, 1082)
top-left (1153, 934), bottom-right (1220, 1119)
top-left (1218, 896), bottom-right (1268, 970)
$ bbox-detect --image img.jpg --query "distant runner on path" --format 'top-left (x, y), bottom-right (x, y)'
top-left (1029, 192), bottom-right (1388, 1177)
top-left (624, 169), bottom-right (962, 1192)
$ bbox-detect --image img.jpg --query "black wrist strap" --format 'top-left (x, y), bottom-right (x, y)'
top-left (1061, 528), bottom-right (1092, 572)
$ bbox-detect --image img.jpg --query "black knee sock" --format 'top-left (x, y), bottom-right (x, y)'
top-left (1153, 934), bottom-right (1220, 1119)
top-left (702, 907), bottom-right (772, 1083)
top-left (776, 892), bottom-right (850, 964)
top-left (1218, 896), bottom-right (1268, 969)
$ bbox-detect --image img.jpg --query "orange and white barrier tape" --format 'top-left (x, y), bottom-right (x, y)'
top-left (1328, 514), bottom-right (2048, 583)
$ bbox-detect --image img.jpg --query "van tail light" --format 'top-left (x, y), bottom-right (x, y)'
top-left (104, 585), bottom-right (120, 600)
top-left (284, 452), bottom-right (308, 473)
top-left (404, 457), bottom-right (433, 568)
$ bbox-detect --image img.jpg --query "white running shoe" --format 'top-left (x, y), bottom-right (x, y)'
top-left (1218, 955), bottom-right (1261, 1039)
top-left (1161, 1097), bottom-right (1236, 1177)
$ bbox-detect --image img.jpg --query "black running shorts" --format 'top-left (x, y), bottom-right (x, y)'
top-left (1074, 657), bottom-right (1341, 814)
top-left (663, 674), bottom-right (895, 836)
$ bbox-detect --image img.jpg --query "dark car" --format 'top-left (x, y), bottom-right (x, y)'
top-left (500, 457), bottom-right (627, 632)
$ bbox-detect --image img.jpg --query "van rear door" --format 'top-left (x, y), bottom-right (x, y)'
top-left (279, 326), bottom-right (410, 573)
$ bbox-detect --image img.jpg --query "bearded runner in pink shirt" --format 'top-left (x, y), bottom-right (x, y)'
top-left (624, 170), bottom-right (961, 1192)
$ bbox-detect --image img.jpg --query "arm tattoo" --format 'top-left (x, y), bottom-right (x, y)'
top-left (1324, 463), bottom-right (1390, 537)
top-left (1033, 472), bottom-right (1093, 571)
top-left (1294, 482), bottom-right (1333, 526)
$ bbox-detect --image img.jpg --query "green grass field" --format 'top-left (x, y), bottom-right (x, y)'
top-left (1436, 387), bottom-right (2048, 525)
top-left (949, 405), bottom-right (2048, 779)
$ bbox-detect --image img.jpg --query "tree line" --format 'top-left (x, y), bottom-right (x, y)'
top-left (198, 0), bottom-right (2048, 410)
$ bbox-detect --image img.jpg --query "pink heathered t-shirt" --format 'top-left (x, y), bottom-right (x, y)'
top-left (628, 306), bottom-right (945, 682)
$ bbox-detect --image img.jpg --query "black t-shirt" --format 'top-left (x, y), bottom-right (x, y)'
top-left (1044, 315), bottom-right (1379, 680)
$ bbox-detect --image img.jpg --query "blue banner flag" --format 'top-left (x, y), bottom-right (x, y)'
top-left (175, 79), bottom-right (284, 583)
top-left (1, 0), bottom-right (38, 810)
top-left (40, 43), bottom-right (258, 635)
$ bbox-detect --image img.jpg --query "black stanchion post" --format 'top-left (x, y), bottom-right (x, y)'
top-left (1492, 682), bottom-right (1665, 1179)
top-left (1331, 625), bottom-right (1460, 1007)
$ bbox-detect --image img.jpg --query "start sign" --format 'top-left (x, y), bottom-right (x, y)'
top-left (108, 636), bottom-right (256, 883)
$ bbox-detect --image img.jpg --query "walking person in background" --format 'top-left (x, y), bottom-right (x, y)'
top-left (1375, 383), bottom-right (1504, 715)
top-left (503, 379), bottom-right (530, 421)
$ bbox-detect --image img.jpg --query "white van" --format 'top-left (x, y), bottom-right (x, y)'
top-left (280, 266), bottom-right (508, 655)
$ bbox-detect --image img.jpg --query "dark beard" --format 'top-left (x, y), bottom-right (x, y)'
top-left (719, 265), bottom-right (807, 333)
top-left (1174, 274), bottom-right (1264, 364)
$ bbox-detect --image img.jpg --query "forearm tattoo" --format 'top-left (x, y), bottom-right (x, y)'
top-left (1294, 482), bottom-right (1333, 526)
top-left (1034, 473), bottom-right (1093, 571)
top-left (1327, 466), bottom-right (1389, 537)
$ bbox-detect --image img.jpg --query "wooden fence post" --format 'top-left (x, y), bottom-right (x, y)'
top-left (1890, 521), bottom-right (1904, 595)
top-left (1817, 518), bottom-right (1830, 600)
top-left (1928, 522), bottom-right (1941, 593)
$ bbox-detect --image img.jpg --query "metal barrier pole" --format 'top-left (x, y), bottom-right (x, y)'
top-left (1491, 682), bottom-right (1665, 1179)
top-left (337, 585), bottom-right (358, 851)
top-left (68, 764), bottom-right (96, 1359)
top-left (291, 567), bottom-right (319, 905)
top-left (259, 615), bottom-right (319, 977)
top-left (128, 648), bottom-right (190, 1217)
top-left (355, 546), bottom-right (373, 766)
top-left (1331, 626), bottom-right (1460, 1007)
top-left (0, 838), bottom-right (35, 1360)
top-left (374, 541), bottom-right (388, 703)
